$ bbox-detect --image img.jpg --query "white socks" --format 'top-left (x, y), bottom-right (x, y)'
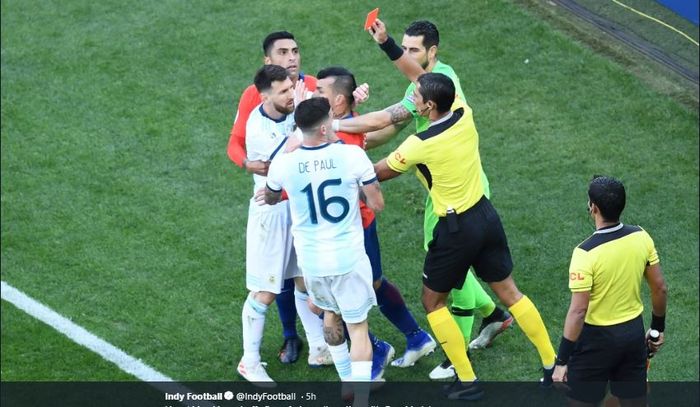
top-left (294, 289), bottom-right (326, 349)
top-left (241, 293), bottom-right (267, 366)
top-left (328, 342), bottom-right (352, 380)
top-left (350, 360), bottom-right (372, 407)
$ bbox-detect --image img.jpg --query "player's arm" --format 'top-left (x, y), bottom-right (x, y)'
top-left (228, 86), bottom-right (270, 175)
top-left (644, 262), bottom-right (667, 351)
top-left (360, 181), bottom-right (384, 213)
top-left (373, 158), bottom-right (402, 182)
top-left (365, 118), bottom-right (410, 150)
top-left (369, 19), bottom-right (425, 83)
top-left (227, 87), bottom-right (255, 167)
top-left (335, 102), bottom-right (412, 134)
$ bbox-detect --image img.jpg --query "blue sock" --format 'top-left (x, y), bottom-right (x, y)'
top-left (275, 278), bottom-right (298, 340)
top-left (376, 278), bottom-right (420, 338)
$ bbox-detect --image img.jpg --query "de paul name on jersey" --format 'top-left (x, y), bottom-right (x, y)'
top-left (298, 158), bottom-right (337, 174)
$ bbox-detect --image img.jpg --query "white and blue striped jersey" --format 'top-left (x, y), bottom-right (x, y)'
top-left (266, 143), bottom-right (377, 277)
top-left (245, 103), bottom-right (297, 194)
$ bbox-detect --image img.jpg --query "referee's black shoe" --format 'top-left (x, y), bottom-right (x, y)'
top-left (444, 378), bottom-right (484, 401)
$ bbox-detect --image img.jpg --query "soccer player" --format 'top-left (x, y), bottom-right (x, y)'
top-left (238, 65), bottom-right (331, 385)
top-left (338, 72), bottom-right (556, 400)
top-left (343, 19), bottom-right (513, 379)
top-left (228, 31), bottom-right (315, 364)
top-left (227, 31), bottom-right (370, 364)
top-left (315, 66), bottom-right (436, 375)
top-left (552, 176), bottom-right (667, 407)
top-left (264, 97), bottom-right (384, 405)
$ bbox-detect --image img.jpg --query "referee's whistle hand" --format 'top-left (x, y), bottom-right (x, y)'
top-left (552, 365), bottom-right (568, 383)
top-left (646, 330), bottom-right (665, 353)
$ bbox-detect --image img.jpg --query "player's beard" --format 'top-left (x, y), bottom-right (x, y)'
top-left (274, 100), bottom-right (295, 115)
top-left (419, 56), bottom-right (430, 70)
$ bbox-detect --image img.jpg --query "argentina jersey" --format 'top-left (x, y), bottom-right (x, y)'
top-left (266, 143), bottom-right (377, 277)
top-left (245, 103), bottom-right (297, 194)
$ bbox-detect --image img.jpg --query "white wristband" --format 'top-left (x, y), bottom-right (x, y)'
top-left (332, 119), bottom-right (340, 132)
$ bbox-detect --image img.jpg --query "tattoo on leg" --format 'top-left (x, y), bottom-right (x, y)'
top-left (323, 324), bottom-right (345, 346)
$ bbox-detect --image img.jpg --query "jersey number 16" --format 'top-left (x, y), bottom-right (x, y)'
top-left (301, 178), bottom-right (350, 224)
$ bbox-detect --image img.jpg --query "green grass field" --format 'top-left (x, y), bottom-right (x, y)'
top-left (2, 0), bottom-right (698, 386)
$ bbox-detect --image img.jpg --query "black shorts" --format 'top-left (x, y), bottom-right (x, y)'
top-left (423, 196), bottom-right (513, 293)
top-left (567, 315), bottom-right (647, 403)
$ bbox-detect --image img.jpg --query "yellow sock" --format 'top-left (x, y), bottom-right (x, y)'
top-left (509, 295), bottom-right (556, 367)
top-left (427, 307), bottom-right (476, 381)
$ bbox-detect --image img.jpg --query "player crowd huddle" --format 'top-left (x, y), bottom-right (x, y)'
top-left (226, 17), bottom-right (668, 407)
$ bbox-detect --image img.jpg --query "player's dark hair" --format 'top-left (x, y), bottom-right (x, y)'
top-left (417, 73), bottom-right (455, 113)
top-left (295, 97), bottom-right (331, 133)
top-left (253, 64), bottom-right (290, 93)
top-left (262, 31), bottom-right (296, 55)
top-left (317, 66), bottom-right (357, 106)
top-left (405, 20), bottom-right (440, 49)
top-left (588, 175), bottom-right (626, 222)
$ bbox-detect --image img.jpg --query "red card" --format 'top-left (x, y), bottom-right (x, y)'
top-left (364, 8), bottom-right (379, 30)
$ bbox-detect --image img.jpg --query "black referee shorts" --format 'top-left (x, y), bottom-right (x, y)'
top-left (423, 196), bottom-right (513, 293)
top-left (567, 315), bottom-right (647, 403)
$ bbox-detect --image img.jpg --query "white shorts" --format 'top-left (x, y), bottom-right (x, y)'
top-left (304, 255), bottom-right (376, 324)
top-left (246, 200), bottom-right (300, 294)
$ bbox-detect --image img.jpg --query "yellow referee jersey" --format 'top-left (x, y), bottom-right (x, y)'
top-left (385, 96), bottom-right (484, 216)
top-left (569, 223), bottom-right (659, 326)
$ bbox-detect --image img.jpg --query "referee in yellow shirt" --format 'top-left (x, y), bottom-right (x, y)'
top-left (552, 176), bottom-right (668, 406)
top-left (363, 72), bottom-right (556, 400)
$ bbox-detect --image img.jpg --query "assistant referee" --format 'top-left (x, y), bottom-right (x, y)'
top-left (552, 176), bottom-right (668, 407)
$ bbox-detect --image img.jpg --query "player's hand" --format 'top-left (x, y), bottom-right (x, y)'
top-left (352, 83), bottom-right (370, 107)
top-left (284, 135), bottom-right (302, 153)
top-left (294, 79), bottom-right (309, 107)
top-left (368, 19), bottom-right (389, 44)
top-left (253, 187), bottom-right (267, 205)
top-left (646, 330), bottom-right (665, 354)
top-left (244, 159), bottom-right (270, 176)
top-left (552, 365), bottom-right (570, 391)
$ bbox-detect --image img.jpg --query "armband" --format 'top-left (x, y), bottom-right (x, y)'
top-left (556, 337), bottom-right (575, 365)
top-left (379, 36), bottom-right (404, 61)
top-left (651, 313), bottom-right (665, 332)
top-left (332, 119), bottom-right (340, 132)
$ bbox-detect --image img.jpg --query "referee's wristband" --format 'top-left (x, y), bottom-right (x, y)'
top-left (651, 313), bottom-right (665, 332)
top-left (378, 36), bottom-right (404, 61)
top-left (556, 337), bottom-right (575, 365)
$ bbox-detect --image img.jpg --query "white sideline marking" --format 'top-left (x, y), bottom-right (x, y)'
top-left (1, 280), bottom-right (218, 407)
top-left (1, 280), bottom-right (172, 381)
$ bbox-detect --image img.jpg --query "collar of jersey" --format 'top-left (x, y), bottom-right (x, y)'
top-left (258, 104), bottom-right (288, 123)
top-left (300, 143), bottom-right (331, 150)
top-left (594, 222), bottom-right (623, 234)
top-left (428, 110), bottom-right (454, 128)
